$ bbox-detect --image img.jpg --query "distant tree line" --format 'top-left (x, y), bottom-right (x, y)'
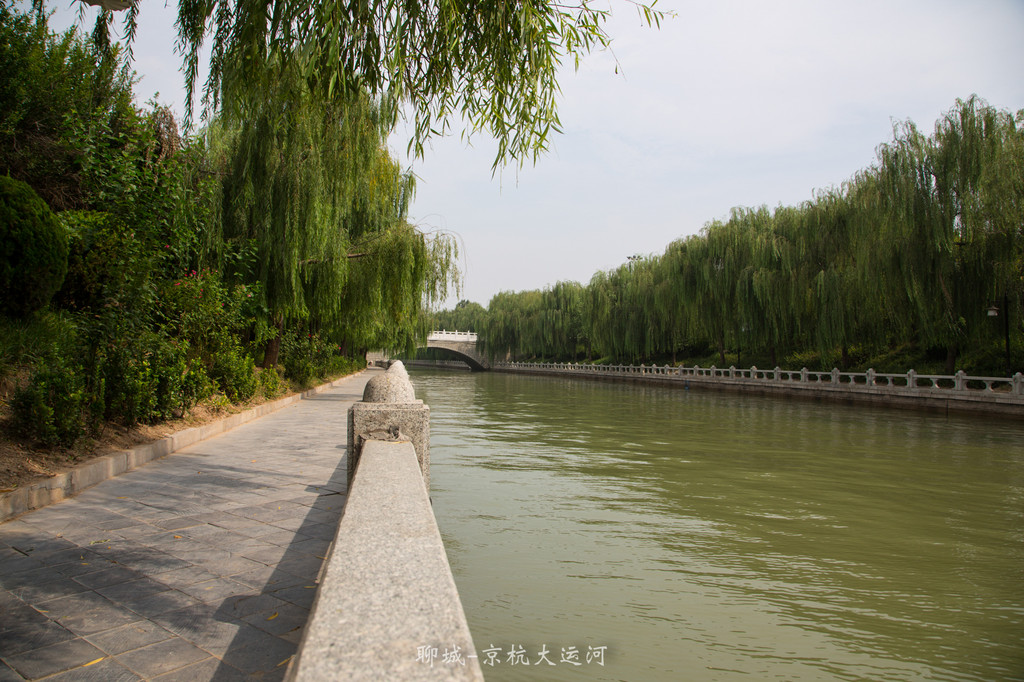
top-left (434, 97), bottom-right (1023, 375)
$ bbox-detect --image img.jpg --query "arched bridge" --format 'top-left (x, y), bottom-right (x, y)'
top-left (423, 331), bottom-right (490, 371)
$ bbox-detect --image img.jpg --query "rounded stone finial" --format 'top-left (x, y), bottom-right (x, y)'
top-left (387, 360), bottom-right (410, 382)
top-left (362, 362), bottom-right (416, 402)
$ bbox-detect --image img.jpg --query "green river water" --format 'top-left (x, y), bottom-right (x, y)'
top-left (411, 368), bottom-right (1024, 682)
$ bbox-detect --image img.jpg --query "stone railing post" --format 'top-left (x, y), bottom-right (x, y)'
top-left (831, 368), bottom-right (840, 384)
top-left (866, 368), bottom-right (875, 387)
top-left (1014, 372), bottom-right (1023, 396)
top-left (347, 361), bottom-right (430, 490)
top-left (955, 370), bottom-right (966, 391)
top-left (907, 369), bottom-right (917, 390)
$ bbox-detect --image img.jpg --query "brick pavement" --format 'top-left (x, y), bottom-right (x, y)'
top-left (0, 371), bottom-right (372, 681)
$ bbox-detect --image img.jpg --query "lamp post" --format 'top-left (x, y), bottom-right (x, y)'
top-left (987, 295), bottom-right (1012, 376)
top-left (1003, 294), bottom-right (1011, 376)
top-left (737, 324), bottom-right (748, 370)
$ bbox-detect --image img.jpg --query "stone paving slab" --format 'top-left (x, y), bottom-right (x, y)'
top-left (0, 371), bottom-right (373, 681)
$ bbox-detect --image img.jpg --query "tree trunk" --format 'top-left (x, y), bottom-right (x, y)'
top-left (263, 316), bottom-right (284, 368)
top-left (944, 343), bottom-right (957, 375)
top-left (717, 332), bottom-right (726, 366)
top-left (770, 346), bottom-right (777, 367)
top-left (841, 345), bottom-right (850, 370)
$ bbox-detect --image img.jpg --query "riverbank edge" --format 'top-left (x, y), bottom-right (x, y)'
top-left (0, 370), bottom-right (367, 523)
top-left (490, 364), bottom-right (1024, 419)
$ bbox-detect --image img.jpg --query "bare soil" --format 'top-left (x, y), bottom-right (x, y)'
top-left (0, 402), bottom-right (252, 492)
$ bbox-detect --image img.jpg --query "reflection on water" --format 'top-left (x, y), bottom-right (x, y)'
top-left (413, 369), bottom-right (1024, 681)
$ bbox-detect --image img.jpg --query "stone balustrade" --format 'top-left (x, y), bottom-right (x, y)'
top-left (403, 359), bottom-right (472, 370)
top-left (494, 361), bottom-right (1024, 415)
top-left (428, 330), bottom-right (479, 342)
top-left (288, 362), bottom-right (483, 681)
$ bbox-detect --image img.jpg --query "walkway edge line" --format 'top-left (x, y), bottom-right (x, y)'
top-left (0, 370), bottom-right (367, 523)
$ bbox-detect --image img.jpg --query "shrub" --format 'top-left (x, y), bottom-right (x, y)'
top-left (181, 355), bottom-right (215, 411)
top-left (256, 365), bottom-right (284, 399)
top-left (101, 344), bottom-right (157, 426)
top-left (0, 5), bottom-right (137, 211)
top-left (55, 210), bottom-right (148, 312)
top-left (0, 309), bottom-right (79, 368)
top-left (280, 332), bottom-right (312, 386)
top-left (0, 175), bottom-right (68, 317)
top-left (281, 329), bottom-right (344, 387)
top-left (11, 350), bottom-right (88, 447)
top-left (211, 342), bottom-right (258, 402)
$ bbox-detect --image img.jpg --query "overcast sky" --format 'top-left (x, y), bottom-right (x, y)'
top-left (46, 0), bottom-right (1024, 308)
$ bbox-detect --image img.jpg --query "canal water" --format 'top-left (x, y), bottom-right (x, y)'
top-left (411, 368), bottom-right (1024, 682)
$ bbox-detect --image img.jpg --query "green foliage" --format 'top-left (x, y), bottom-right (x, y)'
top-left (181, 354), bottom-right (215, 409)
top-left (210, 342), bottom-right (258, 403)
top-left (0, 4), bottom-right (136, 210)
top-left (12, 347), bottom-right (89, 447)
top-left (280, 330), bottom-right (341, 388)
top-left (340, 221), bottom-right (460, 356)
top-left (0, 175), bottom-right (68, 317)
top-left (157, 268), bottom-right (259, 363)
top-left (0, 309), bottom-right (78, 374)
top-left (100, 343), bottom-right (157, 426)
top-left (460, 97), bottom-right (1023, 376)
top-left (212, 66), bottom-right (460, 360)
top-left (159, 0), bottom-right (668, 168)
top-left (158, 268), bottom-right (260, 404)
top-left (433, 300), bottom-right (487, 332)
top-left (256, 366), bottom-right (284, 400)
top-left (0, 3), bottom-right (448, 457)
top-left (55, 210), bottom-right (146, 311)
top-left (100, 332), bottom-right (219, 425)
top-left (149, 337), bottom-right (205, 420)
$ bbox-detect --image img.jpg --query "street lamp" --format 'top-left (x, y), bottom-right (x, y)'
top-left (986, 297), bottom-right (1012, 375)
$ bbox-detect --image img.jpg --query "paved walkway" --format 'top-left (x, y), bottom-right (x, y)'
top-left (0, 371), bottom-right (372, 681)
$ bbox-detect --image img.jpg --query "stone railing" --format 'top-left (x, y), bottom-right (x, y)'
top-left (428, 330), bottom-right (479, 342)
top-left (494, 361), bottom-right (1024, 414)
top-left (403, 359), bottom-right (472, 370)
top-left (288, 362), bottom-right (483, 681)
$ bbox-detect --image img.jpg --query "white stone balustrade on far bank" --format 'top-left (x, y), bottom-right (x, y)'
top-left (493, 361), bottom-right (1024, 417)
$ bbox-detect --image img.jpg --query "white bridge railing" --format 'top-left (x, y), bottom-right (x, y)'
top-left (428, 330), bottom-right (478, 342)
top-left (494, 361), bottom-right (1024, 401)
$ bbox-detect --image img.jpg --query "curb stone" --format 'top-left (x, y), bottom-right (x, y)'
top-left (0, 370), bottom-right (367, 523)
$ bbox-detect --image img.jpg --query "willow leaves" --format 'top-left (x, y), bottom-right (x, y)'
top-left (465, 97), bottom-right (1022, 372)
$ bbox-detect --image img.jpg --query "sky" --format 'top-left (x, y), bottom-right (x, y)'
top-left (43, 0), bottom-right (1024, 309)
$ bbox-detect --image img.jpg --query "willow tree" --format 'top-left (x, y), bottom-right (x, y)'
top-left (338, 219), bottom-right (458, 356)
top-left (483, 290), bottom-right (540, 360)
top-left (651, 240), bottom-right (696, 363)
top-left (932, 97), bottom-right (1023, 371)
top-left (214, 62), bottom-right (456, 364)
top-left (689, 216), bottom-right (754, 365)
top-left (536, 281), bottom-right (586, 360)
top-left (433, 300), bottom-right (487, 333)
top-left (582, 258), bottom-right (655, 363)
top-left (872, 97), bottom-right (1020, 372)
top-left (744, 205), bottom-right (802, 366)
top-left (794, 188), bottom-right (872, 367)
top-left (967, 104), bottom-right (1024, 371)
top-left (67, 0), bottom-right (666, 168)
